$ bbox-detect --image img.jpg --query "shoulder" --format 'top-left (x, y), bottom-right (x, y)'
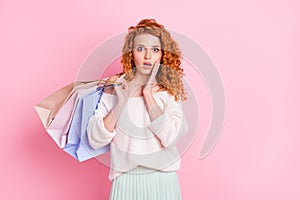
top-left (154, 90), bottom-right (176, 105)
top-left (101, 91), bottom-right (117, 99)
top-left (155, 90), bottom-right (176, 100)
top-left (103, 86), bottom-right (114, 94)
top-left (101, 73), bottom-right (123, 94)
top-left (100, 89), bottom-right (117, 106)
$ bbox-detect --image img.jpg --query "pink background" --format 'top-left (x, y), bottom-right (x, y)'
top-left (1, 0), bottom-right (299, 199)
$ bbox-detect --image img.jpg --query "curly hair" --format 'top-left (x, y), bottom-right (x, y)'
top-left (120, 19), bottom-right (187, 102)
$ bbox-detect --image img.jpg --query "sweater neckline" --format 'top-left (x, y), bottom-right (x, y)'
top-left (102, 90), bottom-right (168, 99)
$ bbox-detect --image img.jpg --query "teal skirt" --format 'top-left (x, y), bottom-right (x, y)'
top-left (109, 167), bottom-right (182, 200)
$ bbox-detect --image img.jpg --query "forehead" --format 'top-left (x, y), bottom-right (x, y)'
top-left (133, 34), bottom-right (161, 46)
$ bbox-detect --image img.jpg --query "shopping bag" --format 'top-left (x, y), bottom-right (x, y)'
top-left (47, 85), bottom-right (98, 148)
top-left (35, 72), bottom-right (124, 153)
top-left (63, 86), bottom-right (110, 162)
top-left (34, 80), bottom-right (100, 147)
top-left (34, 82), bottom-right (77, 129)
top-left (34, 81), bottom-right (102, 128)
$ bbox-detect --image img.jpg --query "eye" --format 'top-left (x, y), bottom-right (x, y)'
top-left (136, 46), bottom-right (144, 51)
top-left (152, 47), bottom-right (160, 53)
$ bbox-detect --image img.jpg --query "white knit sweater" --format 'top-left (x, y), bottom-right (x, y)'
top-left (87, 91), bottom-right (189, 180)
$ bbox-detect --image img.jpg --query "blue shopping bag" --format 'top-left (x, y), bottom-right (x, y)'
top-left (64, 86), bottom-right (110, 162)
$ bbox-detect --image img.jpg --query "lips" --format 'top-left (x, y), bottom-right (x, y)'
top-left (143, 62), bottom-right (152, 69)
top-left (143, 62), bottom-right (152, 66)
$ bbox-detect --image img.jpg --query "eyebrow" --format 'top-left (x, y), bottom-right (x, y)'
top-left (135, 44), bottom-right (161, 47)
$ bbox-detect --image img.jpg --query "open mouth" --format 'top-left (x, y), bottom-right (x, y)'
top-left (143, 62), bottom-right (152, 67)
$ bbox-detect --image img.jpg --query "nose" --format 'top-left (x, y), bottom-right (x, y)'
top-left (144, 48), bottom-right (151, 59)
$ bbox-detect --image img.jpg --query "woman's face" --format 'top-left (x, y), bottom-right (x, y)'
top-left (132, 33), bottom-right (162, 75)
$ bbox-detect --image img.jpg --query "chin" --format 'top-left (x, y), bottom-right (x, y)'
top-left (142, 70), bottom-right (152, 75)
top-left (136, 69), bottom-right (152, 75)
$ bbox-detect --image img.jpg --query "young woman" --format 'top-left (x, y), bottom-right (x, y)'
top-left (87, 19), bottom-right (188, 200)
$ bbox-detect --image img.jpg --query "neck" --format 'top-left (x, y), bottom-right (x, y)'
top-left (133, 72), bottom-right (155, 85)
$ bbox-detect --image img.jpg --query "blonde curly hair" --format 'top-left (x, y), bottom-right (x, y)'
top-left (120, 19), bottom-right (187, 102)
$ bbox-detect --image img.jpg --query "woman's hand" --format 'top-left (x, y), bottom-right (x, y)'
top-left (142, 61), bottom-right (160, 96)
top-left (103, 75), bottom-right (120, 94)
top-left (114, 76), bottom-right (129, 105)
top-left (142, 62), bottom-right (164, 121)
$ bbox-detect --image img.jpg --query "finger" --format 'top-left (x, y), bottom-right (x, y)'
top-left (120, 78), bottom-right (129, 89)
top-left (114, 84), bottom-right (122, 96)
top-left (121, 83), bottom-right (126, 89)
top-left (148, 62), bottom-right (160, 84)
top-left (114, 82), bottom-right (125, 91)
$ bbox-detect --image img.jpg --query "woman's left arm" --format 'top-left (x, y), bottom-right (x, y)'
top-left (144, 93), bottom-right (189, 148)
top-left (143, 93), bottom-right (164, 121)
top-left (142, 63), bottom-right (189, 147)
top-left (142, 62), bottom-right (164, 121)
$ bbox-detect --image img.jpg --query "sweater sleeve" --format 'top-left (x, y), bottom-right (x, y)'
top-left (147, 95), bottom-right (189, 147)
top-left (87, 93), bottom-right (117, 149)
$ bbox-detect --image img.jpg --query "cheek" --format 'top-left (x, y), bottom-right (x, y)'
top-left (132, 52), bottom-right (143, 63)
top-left (155, 53), bottom-right (163, 61)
